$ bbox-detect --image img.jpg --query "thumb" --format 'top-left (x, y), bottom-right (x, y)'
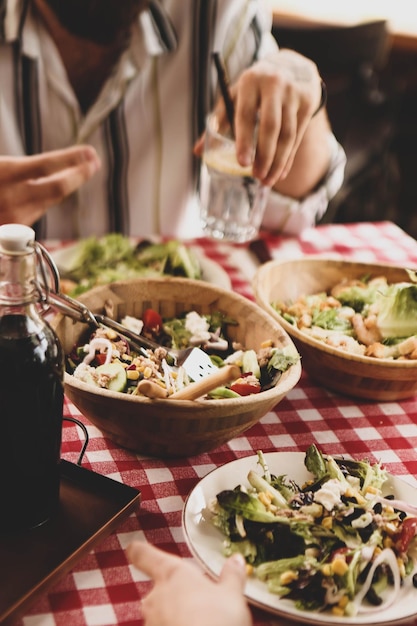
top-left (218, 553), bottom-right (248, 593)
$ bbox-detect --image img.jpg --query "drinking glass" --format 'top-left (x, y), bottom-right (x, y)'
top-left (198, 113), bottom-right (269, 243)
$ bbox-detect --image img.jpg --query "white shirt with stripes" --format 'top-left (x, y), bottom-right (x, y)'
top-left (0, 0), bottom-right (345, 240)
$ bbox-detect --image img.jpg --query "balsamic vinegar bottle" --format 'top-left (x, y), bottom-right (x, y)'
top-left (0, 224), bottom-right (64, 532)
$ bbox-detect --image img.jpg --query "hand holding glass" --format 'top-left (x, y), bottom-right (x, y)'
top-left (199, 114), bottom-right (269, 243)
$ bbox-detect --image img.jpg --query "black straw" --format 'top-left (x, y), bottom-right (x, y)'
top-left (212, 52), bottom-right (235, 137)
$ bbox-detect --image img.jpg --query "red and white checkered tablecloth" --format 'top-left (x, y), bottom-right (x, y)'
top-left (12, 222), bottom-right (417, 626)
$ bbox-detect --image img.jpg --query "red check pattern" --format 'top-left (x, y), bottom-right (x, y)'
top-left (13, 222), bottom-right (417, 626)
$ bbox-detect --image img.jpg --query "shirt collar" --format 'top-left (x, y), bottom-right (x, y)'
top-left (1, 0), bottom-right (178, 55)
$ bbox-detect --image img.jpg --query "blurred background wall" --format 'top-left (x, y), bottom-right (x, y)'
top-left (270, 1), bottom-right (417, 239)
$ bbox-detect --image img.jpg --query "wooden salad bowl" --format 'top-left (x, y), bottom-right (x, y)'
top-left (253, 257), bottom-right (417, 401)
top-left (51, 277), bottom-right (301, 458)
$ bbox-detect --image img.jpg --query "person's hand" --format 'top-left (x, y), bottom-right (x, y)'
top-left (0, 145), bottom-right (101, 226)
top-left (232, 49), bottom-right (324, 186)
top-left (194, 49), bottom-right (329, 196)
top-left (230, 49), bottom-right (324, 187)
top-left (127, 541), bottom-right (252, 626)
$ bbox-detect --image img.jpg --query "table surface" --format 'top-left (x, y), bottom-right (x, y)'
top-left (11, 221), bottom-right (417, 626)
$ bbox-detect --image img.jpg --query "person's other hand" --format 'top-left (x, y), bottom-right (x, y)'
top-left (230, 49), bottom-right (323, 187)
top-left (0, 145), bottom-right (101, 226)
top-left (127, 541), bottom-right (252, 626)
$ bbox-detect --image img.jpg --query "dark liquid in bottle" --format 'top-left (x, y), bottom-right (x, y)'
top-left (0, 314), bottom-right (64, 533)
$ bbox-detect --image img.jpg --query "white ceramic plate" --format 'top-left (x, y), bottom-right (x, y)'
top-left (182, 452), bottom-right (417, 625)
top-left (51, 241), bottom-right (231, 290)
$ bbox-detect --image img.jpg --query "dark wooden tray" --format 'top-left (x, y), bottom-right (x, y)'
top-left (0, 459), bottom-right (141, 625)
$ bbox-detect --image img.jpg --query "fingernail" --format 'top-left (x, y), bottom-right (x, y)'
top-left (88, 151), bottom-right (101, 171)
top-left (237, 149), bottom-right (253, 168)
top-left (83, 146), bottom-right (100, 166)
top-left (229, 553), bottom-right (247, 570)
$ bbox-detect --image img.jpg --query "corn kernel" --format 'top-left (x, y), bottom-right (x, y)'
top-left (143, 366), bottom-right (153, 378)
top-left (321, 564), bottom-right (332, 577)
top-left (397, 558), bottom-right (406, 578)
top-left (365, 485), bottom-right (378, 495)
top-left (246, 564), bottom-right (254, 576)
top-left (258, 492), bottom-right (272, 507)
top-left (338, 596), bottom-right (349, 609)
top-left (279, 570), bottom-right (298, 585)
top-left (261, 340), bottom-right (273, 348)
top-left (127, 369), bottom-right (140, 381)
top-left (345, 486), bottom-right (365, 504)
top-left (384, 522), bottom-right (398, 535)
top-left (331, 606), bottom-right (345, 617)
top-left (105, 328), bottom-right (118, 340)
top-left (331, 557), bottom-right (349, 576)
top-left (383, 536), bottom-right (393, 549)
top-left (322, 516), bottom-right (333, 530)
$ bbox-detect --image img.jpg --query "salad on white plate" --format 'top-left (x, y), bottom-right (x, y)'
top-left (184, 445), bottom-right (417, 623)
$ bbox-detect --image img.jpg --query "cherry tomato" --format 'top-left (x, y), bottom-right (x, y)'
top-left (142, 308), bottom-right (163, 332)
top-left (230, 379), bottom-right (261, 396)
top-left (94, 353), bottom-right (108, 366)
top-left (395, 517), bottom-right (417, 552)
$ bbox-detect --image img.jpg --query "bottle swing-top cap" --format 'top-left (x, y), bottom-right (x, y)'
top-left (0, 224), bottom-right (36, 253)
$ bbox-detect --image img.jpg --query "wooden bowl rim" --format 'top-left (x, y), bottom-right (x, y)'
top-left (59, 276), bottom-right (302, 408)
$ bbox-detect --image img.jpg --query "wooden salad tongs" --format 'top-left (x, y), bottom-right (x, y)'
top-left (38, 244), bottom-right (226, 384)
top-left (45, 289), bottom-right (222, 382)
top-left (137, 363), bottom-right (241, 401)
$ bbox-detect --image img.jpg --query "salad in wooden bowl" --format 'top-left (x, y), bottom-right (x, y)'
top-left (253, 257), bottom-right (417, 401)
top-left (52, 277), bottom-right (301, 457)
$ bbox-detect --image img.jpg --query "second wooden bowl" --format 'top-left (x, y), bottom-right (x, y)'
top-left (253, 257), bottom-right (417, 401)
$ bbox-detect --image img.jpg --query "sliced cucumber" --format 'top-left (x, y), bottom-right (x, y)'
top-left (95, 362), bottom-right (127, 392)
top-left (207, 386), bottom-right (240, 399)
top-left (242, 349), bottom-right (261, 379)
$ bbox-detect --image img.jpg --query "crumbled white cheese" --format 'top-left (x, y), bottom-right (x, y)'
top-left (73, 362), bottom-right (96, 382)
top-left (314, 478), bottom-right (347, 511)
top-left (224, 349), bottom-right (244, 365)
top-left (185, 311), bottom-right (211, 344)
top-left (346, 475), bottom-right (361, 490)
top-left (121, 315), bottom-right (144, 336)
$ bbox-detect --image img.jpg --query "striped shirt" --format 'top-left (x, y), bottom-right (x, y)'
top-left (0, 0), bottom-right (345, 239)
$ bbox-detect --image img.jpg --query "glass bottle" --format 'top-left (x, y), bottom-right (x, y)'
top-left (0, 224), bottom-right (64, 533)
